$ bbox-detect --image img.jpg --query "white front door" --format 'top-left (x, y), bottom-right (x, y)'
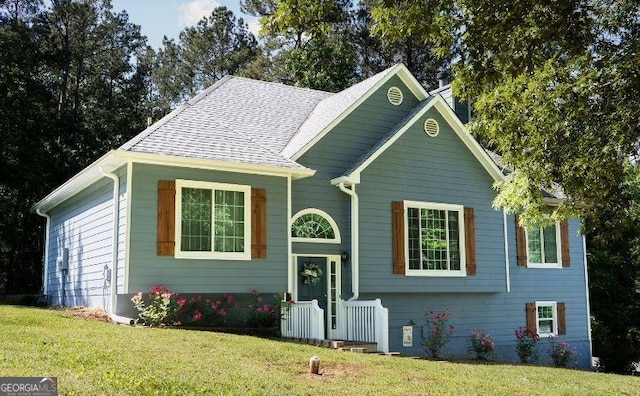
top-left (294, 255), bottom-right (341, 339)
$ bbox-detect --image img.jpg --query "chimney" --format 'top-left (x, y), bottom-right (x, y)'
top-left (436, 71), bottom-right (449, 88)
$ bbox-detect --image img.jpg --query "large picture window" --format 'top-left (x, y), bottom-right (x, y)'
top-left (405, 201), bottom-right (466, 276)
top-left (175, 180), bottom-right (251, 260)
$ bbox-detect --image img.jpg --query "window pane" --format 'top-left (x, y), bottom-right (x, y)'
top-left (181, 188), bottom-right (212, 251)
top-left (214, 190), bottom-right (245, 252)
top-left (538, 319), bottom-right (554, 334)
top-left (291, 213), bottom-right (336, 239)
top-left (543, 226), bottom-right (558, 263)
top-left (448, 211), bottom-right (460, 270)
top-left (527, 227), bottom-right (543, 263)
top-left (407, 208), bottom-right (421, 269)
top-left (422, 209), bottom-right (447, 270)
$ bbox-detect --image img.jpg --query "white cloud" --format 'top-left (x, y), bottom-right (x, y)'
top-left (179, 0), bottom-right (222, 26)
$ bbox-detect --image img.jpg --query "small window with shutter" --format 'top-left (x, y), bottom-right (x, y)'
top-left (527, 301), bottom-right (566, 337)
top-left (516, 217), bottom-right (570, 268)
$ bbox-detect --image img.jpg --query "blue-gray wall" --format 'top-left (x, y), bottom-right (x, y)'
top-left (45, 166), bottom-right (127, 311)
top-left (126, 163), bottom-right (289, 297)
top-left (293, 75), bottom-right (422, 298)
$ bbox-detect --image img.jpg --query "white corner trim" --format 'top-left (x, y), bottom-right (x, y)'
top-left (35, 208), bottom-right (51, 295)
top-left (503, 209), bottom-right (511, 293)
top-left (291, 64), bottom-right (428, 161)
top-left (582, 234), bottom-right (593, 360)
top-left (348, 96), bottom-right (504, 183)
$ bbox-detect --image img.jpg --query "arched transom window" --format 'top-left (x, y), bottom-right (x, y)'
top-left (291, 209), bottom-right (341, 243)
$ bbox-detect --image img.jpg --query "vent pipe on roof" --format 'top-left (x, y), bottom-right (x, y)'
top-left (436, 71), bottom-right (449, 88)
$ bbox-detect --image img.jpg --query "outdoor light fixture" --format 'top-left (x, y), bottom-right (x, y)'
top-left (341, 251), bottom-right (349, 264)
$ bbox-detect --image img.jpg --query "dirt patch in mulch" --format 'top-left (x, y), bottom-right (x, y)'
top-left (298, 362), bottom-right (366, 379)
top-left (63, 306), bottom-right (112, 323)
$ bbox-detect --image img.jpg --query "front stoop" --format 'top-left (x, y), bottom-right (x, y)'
top-left (283, 337), bottom-right (396, 355)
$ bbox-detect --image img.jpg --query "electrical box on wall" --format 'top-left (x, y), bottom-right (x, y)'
top-left (402, 325), bottom-right (413, 347)
top-left (57, 247), bottom-right (69, 272)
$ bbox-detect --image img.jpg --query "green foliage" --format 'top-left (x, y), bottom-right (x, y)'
top-left (422, 308), bottom-right (455, 358)
top-left (245, 290), bottom-right (279, 328)
top-left (468, 328), bottom-right (496, 360)
top-left (515, 327), bottom-right (540, 364)
top-left (131, 286), bottom-right (180, 327)
top-left (548, 336), bottom-right (577, 368)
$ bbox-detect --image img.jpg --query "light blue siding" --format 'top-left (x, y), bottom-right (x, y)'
top-left (127, 163), bottom-right (289, 296)
top-left (46, 165), bottom-right (127, 311)
top-left (293, 76), bottom-right (422, 298)
top-left (358, 107), bottom-right (505, 293)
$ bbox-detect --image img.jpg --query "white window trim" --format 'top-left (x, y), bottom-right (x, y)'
top-left (291, 208), bottom-right (341, 244)
top-left (535, 301), bottom-right (558, 337)
top-left (525, 222), bottom-right (562, 268)
top-left (175, 179), bottom-right (251, 260)
top-left (403, 200), bottom-right (467, 277)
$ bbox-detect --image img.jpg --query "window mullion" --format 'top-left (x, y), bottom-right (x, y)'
top-left (419, 208), bottom-right (424, 270)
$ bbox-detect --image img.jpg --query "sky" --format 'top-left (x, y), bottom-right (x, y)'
top-left (109, 0), bottom-right (260, 50)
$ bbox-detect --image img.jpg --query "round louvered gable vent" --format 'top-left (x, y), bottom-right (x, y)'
top-left (387, 86), bottom-right (403, 106)
top-left (424, 118), bottom-right (439, 137)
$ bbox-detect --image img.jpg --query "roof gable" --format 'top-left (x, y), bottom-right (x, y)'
top-left (282, 64), bottom-right (429, 160)
top-left (335, 95), bottom-right (504, 184)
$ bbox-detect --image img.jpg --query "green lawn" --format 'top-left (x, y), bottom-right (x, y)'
top-left (0, 305), bottom-right (638, 395)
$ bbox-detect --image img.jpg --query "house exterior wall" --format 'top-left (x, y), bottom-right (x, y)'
top-left (353, 105), bottom-right (590, 366)
top-left (293, 75), bottom-right (422, 298)
top-left (45, 166), bottom-right (127, 311)
top-left (126, 163), bottom-right (289, 297)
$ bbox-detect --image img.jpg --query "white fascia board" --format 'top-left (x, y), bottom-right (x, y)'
top-left (31, 151), bottom-right (125, 213)
top-left (34, 150), bottom-right (316, 214)
top-left (117, 151), bottom-right (316, 179)
top-left (349, 96), bottom-right (505, 183)
top-left (291, 64), bottom-right (428, 161)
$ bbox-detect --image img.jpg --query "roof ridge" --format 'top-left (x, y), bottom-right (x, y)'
top-left (228, 75), bottom-right (333, 95)
top-left (119, 75), bottom-right (234, 151)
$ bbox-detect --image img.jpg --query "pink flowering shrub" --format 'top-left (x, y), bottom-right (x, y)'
top-left (177, 293), bottom-right (236, 327)
top-left (130, 285), bottom-right (179, 327)
top-left (548, 336), bottom-right (577, 367)
top-left (468, 329), bottom-right (497, 360)
top-left (245, 290), bottom-right (279, 328)
top-left (515, 326), bottom-right (540, 363)
top-left (422, 308), bottom-right (455, 358)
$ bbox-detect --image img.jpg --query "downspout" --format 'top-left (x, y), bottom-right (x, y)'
top-left (100, 167), bottom-right (135, 325)
top-left (35, 208), bottom-right (51, 299)
top-left (582, 235), bottom-right (593, 364)
top-left (337, 182), bottom-right (359, 301)
top-left (503, 210), bottom-right (511, 292)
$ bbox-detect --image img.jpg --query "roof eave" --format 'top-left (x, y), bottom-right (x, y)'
top-left (33, 150), bottom-right (316, 213)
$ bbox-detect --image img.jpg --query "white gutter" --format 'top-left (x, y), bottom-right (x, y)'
top-left (582, 235), bottom-right (593, 364)
top-left (503, 210), bottom-right (511, 292)
top-left (336, 181), bottom-right (359, 301)
top-left (99, 167), bottom-right (135, 326)
top-left (35, 208), bottom-right (51, 296)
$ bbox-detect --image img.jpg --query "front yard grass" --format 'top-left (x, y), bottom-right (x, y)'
top-left (0, 305), bottom-right (638, 395)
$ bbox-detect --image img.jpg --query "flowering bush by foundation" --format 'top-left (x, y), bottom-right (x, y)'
top-left (515, 326), bottom-right (540, 363)
top-left (422, 309), bottom-right (455, 358)
top-left (468, 328), bottom-right (496, 360)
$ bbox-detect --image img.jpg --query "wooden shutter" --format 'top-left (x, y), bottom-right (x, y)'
top-left (392, 201), bottom-right (405, 275)
top-left (157, 180), bottom-right (176, 256)
top-left (560, 220), bottom-right (570, 267)
top-left (515, 215), bottom-right (528, 267)
top-left (557, 302), bottom-right (567, 335)
top-left (464, 207), bottom-right (476, 276)
top-left (526, 302), bottom-right (537, 333)
top-left (251, 188), bottom-right (267, 259)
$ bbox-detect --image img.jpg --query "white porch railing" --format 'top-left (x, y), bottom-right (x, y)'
top-left (281, 299), bottom-right (325, 340)
top-left (338, 299), bottom-right (389, 353)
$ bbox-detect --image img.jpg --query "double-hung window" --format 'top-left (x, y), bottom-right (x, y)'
top-left (526, 223), bottom-right (561, 267)
top-left (405, 201), bottom-right (466, 276)
top-left (175, 180), bottom-right (251, 260)
top-left (535, 301), bottom-right (558, 336)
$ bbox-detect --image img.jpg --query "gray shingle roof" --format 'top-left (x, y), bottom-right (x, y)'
top-left (281, 66), bottom-right (397, 158)
top-left (120, 75), bottom-right (331, 169)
